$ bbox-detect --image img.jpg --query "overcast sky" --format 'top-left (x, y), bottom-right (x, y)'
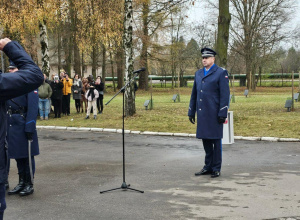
top-left (186, 0), bottom-right (300, 48)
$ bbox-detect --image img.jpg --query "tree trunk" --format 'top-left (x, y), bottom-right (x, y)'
top-left (81, 51), bottom-right (85, 77)
top-left (109, 50), bottom-right (116, 92)
top-left (57, 30), bottom-right (62, 73)
top-left (116, 46), bottom-right (124, 89)
top-left (139, 0), bottom-right (149, 90)
top-left (101, 43), bottom-right (106, 87)
top-left (39, 20), bottom-right (50, 76)
top-left (123, 0), bottom-right (136, 116)
top-left (66, 36), bottom-right (73, 75)
top-left (216, 0), bottom-right (231, 68)
top-left (91, 44), bottom-right (98, 79)
top-left (73, 42), bottom-right (81, 77)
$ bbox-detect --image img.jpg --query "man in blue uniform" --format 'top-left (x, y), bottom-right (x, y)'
top-left (6, 61), bottom-right (39, 196)
top-left (188, 47), bottom-right (230, 178)
top-left (0, 38), bottom-right (43, 220)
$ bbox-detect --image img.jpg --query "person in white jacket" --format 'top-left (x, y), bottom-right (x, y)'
top-left (85, 85), bottom-right (99, 119)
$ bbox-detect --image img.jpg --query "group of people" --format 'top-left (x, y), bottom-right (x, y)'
top-left (37, 70), bottom-right (104, 120)
top-left (0, 36), bottom-right (229, 220)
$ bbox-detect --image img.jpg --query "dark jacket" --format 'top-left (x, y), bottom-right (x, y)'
top-left (71, 79), bottom-right (82, 100)
top-left (6, 91), bottom-right (39, 159)
top-left (50, 80), bottom-right (64, 100)
top-left (95, 82), bottom-right (104, 95)
top-left (188, 64), bottom-right (230, 139)
top-left (0, 41), bottom-right (43, 212)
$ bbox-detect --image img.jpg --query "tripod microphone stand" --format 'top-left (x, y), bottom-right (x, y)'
top-left (100, 68), bottom-right (145, 194)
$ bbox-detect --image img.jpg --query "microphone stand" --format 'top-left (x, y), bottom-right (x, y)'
top-left (100, 70), bottom-right (144, 194)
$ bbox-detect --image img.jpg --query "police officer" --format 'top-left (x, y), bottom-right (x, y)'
top-left (6, 61), bottom-right (39, 196)
top-left (0, 38), bottom-right (43, 219)
top-left (188, 47), bottom-right (230, 178)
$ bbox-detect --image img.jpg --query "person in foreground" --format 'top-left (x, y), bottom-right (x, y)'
top-left (188, 47), bottom-right (230, 178)
top-left (0, 38), bottom-right (43, 220)
top-left (6, 62), bottom-right (40, 197)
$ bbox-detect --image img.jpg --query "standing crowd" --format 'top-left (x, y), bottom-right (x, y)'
top-left (38, 70), bottom-right (104, 120)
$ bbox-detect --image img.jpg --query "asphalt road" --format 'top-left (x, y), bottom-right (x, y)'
top-left (4, 129), bottom-right (300, 220)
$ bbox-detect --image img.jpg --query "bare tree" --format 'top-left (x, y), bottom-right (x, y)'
top-left (137, 0), bottom-right (189, 90)
top-left (230, 0), bottom-right (295, 90)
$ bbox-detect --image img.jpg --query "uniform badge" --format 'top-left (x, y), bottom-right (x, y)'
top-left (34, 90), bottom-right (38, 94)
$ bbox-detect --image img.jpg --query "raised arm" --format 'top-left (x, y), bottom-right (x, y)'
top-left (0, 38), bottom-right (44, 101)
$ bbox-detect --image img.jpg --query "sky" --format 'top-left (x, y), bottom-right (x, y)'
top-left (186, 0), bottom-right (300, 48)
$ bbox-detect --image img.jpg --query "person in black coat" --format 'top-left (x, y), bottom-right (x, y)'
top-left (95, 76), bottom-right (104, 114)
top-left (0, 38), bottom-right (43, 220)
top-left (50, 75), bottom-right (64, 118)
top-left (188, 47), bottom-right (230, 178)
top-left (71, 74), bottom-right (82, 113)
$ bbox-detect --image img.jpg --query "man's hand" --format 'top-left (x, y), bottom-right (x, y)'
top-left (218, 117), bottom-right (226, 124)
top-left (25, 132), bottom-right (33, 141)
top-left (189, 116), bottom-right (195, 124)
top-left (0, 38), bottom-right (12, 50)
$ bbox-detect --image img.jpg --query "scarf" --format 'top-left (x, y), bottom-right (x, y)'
top-left (88, 88), bottom-right (95, 100)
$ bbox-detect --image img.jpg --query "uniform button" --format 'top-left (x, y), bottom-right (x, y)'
top-left (200, 99), bottom-right (202, 101)
top-left (200, 90), bottom-right (203, 92)
top-left (199, 108), bottom-right (202, 111)
top-left (10, 125), bottom-right (12, 126)
top-left (202, 81), bottom-right (204, 83)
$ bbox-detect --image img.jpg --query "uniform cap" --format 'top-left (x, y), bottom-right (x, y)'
top-left (201, 47), bottom-right (217, 58)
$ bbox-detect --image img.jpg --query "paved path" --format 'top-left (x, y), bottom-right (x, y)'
top-left (4, 129), bottom-right (300, 220)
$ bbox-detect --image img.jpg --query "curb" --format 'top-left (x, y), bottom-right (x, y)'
top-left (36, 126), bottom-right (300, 142)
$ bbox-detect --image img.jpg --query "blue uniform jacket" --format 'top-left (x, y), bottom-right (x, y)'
top-left (0, 41), bottom-right (43, 190)
top-left (6, 90), bottom-right (39, 159)
top-left (188, 64), bottom-right (230, 139)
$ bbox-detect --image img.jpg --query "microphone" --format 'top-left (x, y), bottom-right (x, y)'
top-left (133, 67), bottom-right (146, 74)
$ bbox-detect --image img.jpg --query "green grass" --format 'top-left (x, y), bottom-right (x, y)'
top-left (38, 87), bottom-right (300, 139)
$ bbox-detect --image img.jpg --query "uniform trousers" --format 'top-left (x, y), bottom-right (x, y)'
top-left (202, 139), bottom-right (222, 172)
top-left (0, 184), bottom-right (5, 219)
top-left (15, 157), bottom-right (35, 177)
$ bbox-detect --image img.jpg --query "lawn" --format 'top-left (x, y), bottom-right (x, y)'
top-left (37, 86), bottom-right (300, 139)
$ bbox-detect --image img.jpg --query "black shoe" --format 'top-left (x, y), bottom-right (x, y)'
top-left (211, 171), bottom-right (220, 178)
top-left (8, 174), bottom-right (25, 195)
top-left (85, 115), bottom-right (89, 119)
top-left (19, 184), bottom-right (34, 196)
top-left (195, 168), bottom-right (212, 176)
top-left (19, 174), bottom-right (34, 196)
